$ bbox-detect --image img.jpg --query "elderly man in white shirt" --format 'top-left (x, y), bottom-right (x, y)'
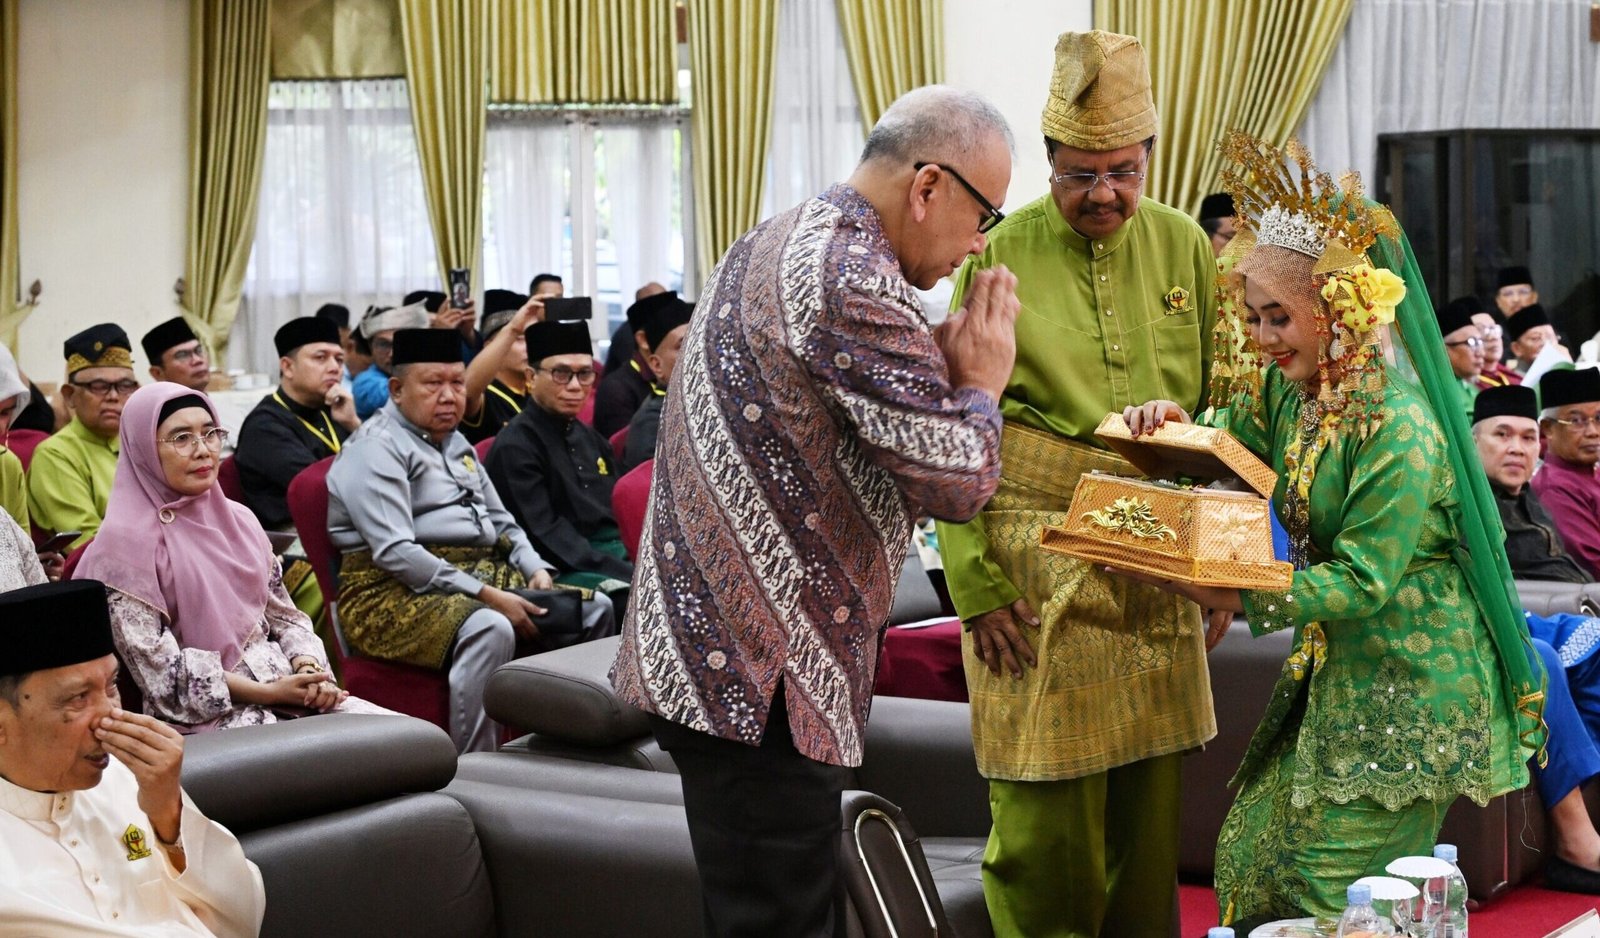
top-left (0, 579), bottom-right (265, 937)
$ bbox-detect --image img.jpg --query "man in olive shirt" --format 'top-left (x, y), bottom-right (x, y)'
top-left (936, 30), bottom-right (1216, 937)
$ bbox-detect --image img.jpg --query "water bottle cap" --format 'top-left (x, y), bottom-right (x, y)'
top-left (1207, 929), bottom-right (1235, 938)
top-left (1432, 843), bottom-right (1459, 862)
top-left (1346, 882), bottom-right (1372, 905)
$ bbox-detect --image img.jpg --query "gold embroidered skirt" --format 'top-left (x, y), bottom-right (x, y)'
top-left (965, 422), bottom-right (1217, 781)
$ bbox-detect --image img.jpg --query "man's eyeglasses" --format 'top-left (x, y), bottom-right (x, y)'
top-left (169, 347), bottom-right (205, 364)
top-left (1551, 414), bottom-right (1600, 432)
top-left (1444, 337), bottom-right (1484, 350)
top-left (1050, 169), bottom-right (1147, 193)
top-left (71, 378), bottom-right (140, 398)
top-left (159, 427), bottom-right (230, 454)
top-left (537, 366), bottom-right (598, 387)
top-left (914, 162), bottom-right (1005, 234)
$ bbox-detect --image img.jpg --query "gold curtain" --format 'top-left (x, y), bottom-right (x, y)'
top-left (183, 0), bottom-right (272, 360)
top-left (686, 0), bottom-right (777, 276)
top-left (1095, 0), bottom-right (1354, 216)
top-left (835, 0), bottom-right (944, 136)
top-left (397, 0), bottom-right (489, 287)
top-left (0, 0), bottom-right (25, 351)
top-left (270, 0), bottom-right (405, 80)
top-left (490, 0), bottom-right (676, 104)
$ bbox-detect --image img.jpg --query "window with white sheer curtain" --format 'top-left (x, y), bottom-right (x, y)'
top-left (760, 0), bottom-right (864, 221)
top-left (483, 110), bottom-right (688, 346)
top-left (235, 80), bottom-right (438, 373)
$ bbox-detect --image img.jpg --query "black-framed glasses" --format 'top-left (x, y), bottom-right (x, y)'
top-left (914, 161), bottom-right (1005, 233)
top-left (71, 378), bottom-right (140, 398)
top-left (1444, 337), bottom-right (1484, 350)
top-left (537, 366), bottom-right (598, 387)
top-left (1049, 169), bottom-right (1147, 193)
top-left (159, 427), bottom-right (229, 454)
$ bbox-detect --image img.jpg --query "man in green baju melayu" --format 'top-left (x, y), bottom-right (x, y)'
top-left (938, 29), bottom-right (1219, 937)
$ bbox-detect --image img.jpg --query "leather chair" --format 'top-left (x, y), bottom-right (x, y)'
top-left (474, 435), bottom-right (495, 463)
top-left (611, 459), bottom-right (652, 559)
top-left (609, 425), bottom-right (629, 461)
top-left (216, 453), bottom-right (245, 503)
top-left (286, 456), bottom-right (451, 730)
top-left (1514, 579), bottom-right (1599, 618)
top-left (182, 714), bottom-right (496, 937)
top-left (839, 790), bottom-right (959, 938)
top-left (3, 428), bottom-right (49, 470)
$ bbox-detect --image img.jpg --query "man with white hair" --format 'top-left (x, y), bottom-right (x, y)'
top-left (610, 84), bottom-right (1018, 937)
top-left (1532, 368), bottom-right (1600, 580)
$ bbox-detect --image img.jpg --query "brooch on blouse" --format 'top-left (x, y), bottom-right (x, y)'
top-left (1163, 286), bottom-right (1192, 314)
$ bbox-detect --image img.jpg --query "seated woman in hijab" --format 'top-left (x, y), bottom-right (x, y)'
top-left (77, 382), bottom-right (387, 732)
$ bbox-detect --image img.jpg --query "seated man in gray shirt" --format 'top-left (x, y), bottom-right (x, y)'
top-left (328, 328), bottom-right (615, 752)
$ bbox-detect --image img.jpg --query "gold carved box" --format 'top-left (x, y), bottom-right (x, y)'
top-left (1039, 414), bottom-right (1294, 590)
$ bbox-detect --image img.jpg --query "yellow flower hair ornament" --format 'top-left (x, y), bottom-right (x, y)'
top-left (1319, 264), bottom-right (1406, 334)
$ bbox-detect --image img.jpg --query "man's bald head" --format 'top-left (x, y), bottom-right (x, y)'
top-left (859, 85), bottom-right (1015, 171)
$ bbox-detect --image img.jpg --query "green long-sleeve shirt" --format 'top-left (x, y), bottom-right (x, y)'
top-left (937, 194), bottom-right (1218, 619)
top-left (26, 417), bottom-right (119, 547)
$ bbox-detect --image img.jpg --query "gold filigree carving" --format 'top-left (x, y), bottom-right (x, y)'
top-left (1082, 497), bottom-right (1177, 543)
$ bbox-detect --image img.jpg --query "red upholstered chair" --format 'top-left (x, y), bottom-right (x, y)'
top-left (216, 454), bottom-right (245, 503)
top-left (611, 459), bottom-right (652, 560)
top-left (60, 536), bottom-right (93, 580)
top-left (286, 457), bottom-right (450, 731)
top-left (609, 426), bottom-right (629, 461)
top-left (473, 436), bottom-right (495, 463)
top-left (3, 429), bottom-right (50, 471)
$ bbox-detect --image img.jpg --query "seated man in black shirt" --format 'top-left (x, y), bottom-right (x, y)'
top-left (1472, 385), bottom-right (1589, 583)
top-left (140, 317), bottom-right (212, 392)
top-left (460, 289), bottom-right (538, 444)
top-left (592, 288), bottom-right (676, 438)
top-left (619, 292), bottom-right (692, 473)
top-left (485, 321), bottom-right (632, 603)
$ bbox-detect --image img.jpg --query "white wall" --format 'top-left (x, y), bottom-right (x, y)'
top-left (943, 0), bottom-right (1094, 212)
top-left (13, 0), bottom-right (190, 380)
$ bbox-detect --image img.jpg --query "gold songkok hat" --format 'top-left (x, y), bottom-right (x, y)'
top-left (1041, 30), bottom-right (1158, 151)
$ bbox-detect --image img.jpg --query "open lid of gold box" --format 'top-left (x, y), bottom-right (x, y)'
top-left (1092, 413), bottom-right (1278, 499)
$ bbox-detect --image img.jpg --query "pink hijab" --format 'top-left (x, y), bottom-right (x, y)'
top-left (77, 382), bottom-right (272, 670)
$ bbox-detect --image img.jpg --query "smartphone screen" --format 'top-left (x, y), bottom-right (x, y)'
top-left (542, 296), bottom-right (593, 321)
top-left (448, 267), bottom-right (471, 309)
top-left (38, 531), bottom-right (82, 554)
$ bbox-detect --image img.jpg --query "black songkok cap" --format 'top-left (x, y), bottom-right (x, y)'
top-left (641, 296), bottom-right (694, 352)
top-left (315, 303), bottom-right (350, 329)
top-left (140, 317), bottom-right (198, 363)
top-left (0, 580), bottom-right (117, 678)
top-left (1473, 385), bottom-right (1539, 425)
top-left (1505, 303), bottom-right (1551, 342)
top-left (1445, 294), bottom-right (1488, 322)
top-left (404, 290), bottom-right (448, 313)
top-left (627, 290), bottom-right (686, 335)
top-left (64, 323), bottom-right (133, 375)
top-left (480, 290), bottom-right (529, 341)
top-left (1539, 367), bottom-right (1600, 411)
top-left (1496, 265), bottom-right (1534, 291)
top-left (391, 328), bottom-right (463, 366)
top-left (524, 321), bottom-right (592, 363)
top-left (1435, 297), bottom-right (1478, 338)
top-left (1197, 192), bottom-right (1234, 221)
top-left (274, 316), bottom-right (343, 357)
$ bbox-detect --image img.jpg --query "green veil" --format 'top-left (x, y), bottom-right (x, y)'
top-left (1368, 224), bottom-right (1547, 766)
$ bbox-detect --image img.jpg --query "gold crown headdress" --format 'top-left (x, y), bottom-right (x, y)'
top-left (1211, 131), bottom-right (1408, 525)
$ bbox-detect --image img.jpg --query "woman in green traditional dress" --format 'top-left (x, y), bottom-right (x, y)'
top-left (1113, 133), bottom-right (1543, 928)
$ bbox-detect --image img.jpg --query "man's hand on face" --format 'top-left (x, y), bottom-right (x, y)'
top-left (96, 709), bottom-right (185, 845)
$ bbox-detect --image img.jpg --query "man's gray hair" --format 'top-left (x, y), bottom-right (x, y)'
top-left (860, 85), bottom-right (1015, 169)
top-left (1542, 406), bottom-right (1565, 421)
top-left (0, 673), bottom-right (22, 708)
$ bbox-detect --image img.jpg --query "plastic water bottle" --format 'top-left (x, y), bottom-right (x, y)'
top-left (1207, 929), bottom-right (1235, 938)
top-left (1337, 882), bottom-right (1383, 937)
top-left (1427, 844), bottom-right (1469, 936)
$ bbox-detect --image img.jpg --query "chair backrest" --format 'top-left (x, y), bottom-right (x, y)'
top-left (286, 456), bottom-right (339, 604)
top-left (216, 454), bottom-right (246, 503)
top-left (3, 429), bottom-right (50, 471)
top-left (612, 459), bottom-right (653, 559)
top-left (61, 536), bottom-right (94, 580)
top-left (609, 425), bottom-right (629, 461)
top-left (473, 435), bottom-right (495, 463)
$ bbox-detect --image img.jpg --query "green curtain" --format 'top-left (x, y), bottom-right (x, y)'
top-left (835, 0), bottom-right (944, 136)
top-left (1096, 0), bottom-right (1354, 216)
top-left (686, 0), bottom-right (777, 277)
top-left (270, 0), bottom-right (405, 80)
top-left (490, 0), bottom-right (677, 104)
top-left (183, 0), bottom-right (271, 360)
top-left (398, 0), bottom-right (488, 289)
top-left (0, 0), bottom-right (28, 352)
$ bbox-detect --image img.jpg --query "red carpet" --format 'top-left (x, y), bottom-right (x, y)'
top-left (1179, 883), bottom-right (1600, 937)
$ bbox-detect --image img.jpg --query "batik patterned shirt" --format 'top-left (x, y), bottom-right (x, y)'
top-left (609, 185), bottom-right (1003, 766)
